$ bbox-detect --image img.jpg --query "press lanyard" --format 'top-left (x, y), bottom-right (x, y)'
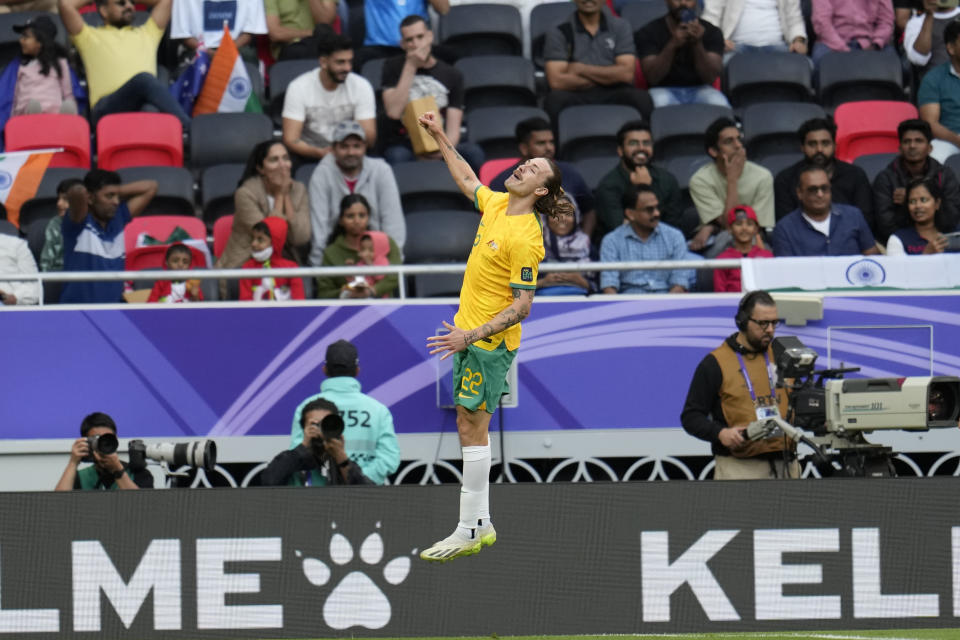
top-left (735, 351), bottom-right (777, 403)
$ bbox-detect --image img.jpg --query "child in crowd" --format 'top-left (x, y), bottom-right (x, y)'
top-left (537, 196), bottom-right (593, 295)
top-left (147, 243), bottom-right (203, 303)
top-left (11, 15), bottom-right (76, 116)
top-left (239, 218), bottom-right (305, 301)
top-left (39, 177), bottom-right (82, 272)
top-left (712, 205), bottom-right (773, 292)
top-left (342, 231), bottom-right (391, 297)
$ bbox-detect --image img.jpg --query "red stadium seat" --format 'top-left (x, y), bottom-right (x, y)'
top-left (126, 244), bottom-right (206, 271)
top-left (4, 114), bottom-right (91, 168)
top-left (213, 214), bottom-right (233, 259)
top-left (479, 157), bottom-right (518, 185)
top-left (96, 113), bottom-right (183, 170)
top-left (124, 215), bottom-right (206, 254)
top-left (834, 101), bottom-right (919, 163)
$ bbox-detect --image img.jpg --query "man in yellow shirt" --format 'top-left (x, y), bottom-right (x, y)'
top-left (59, 0), bottom-right (190, 128)
top-left (417, 111), bottom-right (573, 563)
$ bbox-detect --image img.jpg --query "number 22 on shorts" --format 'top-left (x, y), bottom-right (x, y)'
top-left (460, 367), bottom-right (483, 397)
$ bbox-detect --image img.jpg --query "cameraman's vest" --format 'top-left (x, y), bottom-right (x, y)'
top-left (711, 342), bottom-right (794, 458)
top-left (75, 465), bottom-right (133, 490)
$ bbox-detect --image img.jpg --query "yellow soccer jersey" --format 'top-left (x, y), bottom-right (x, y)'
top-left (454, 186), bottom-right (545, 352)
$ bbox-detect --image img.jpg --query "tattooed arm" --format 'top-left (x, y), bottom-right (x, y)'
top-left (417, 111), bottom-right (481, 199)
top-left (427, 288), bottom-right (535, 360)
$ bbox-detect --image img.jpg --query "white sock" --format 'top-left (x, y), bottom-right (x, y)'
top-left (458, 444), bottom-right (491, 536)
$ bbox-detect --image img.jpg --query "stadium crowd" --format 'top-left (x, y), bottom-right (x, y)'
top-left (0, 0), bottom-right (957, 304)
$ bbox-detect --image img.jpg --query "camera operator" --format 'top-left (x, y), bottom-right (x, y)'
top-left (680, 290), bottom-right (800, 479)
top-left (261, 399), bottom-right (374, 486)
top-left (54, 412), bottom-right (153, 490)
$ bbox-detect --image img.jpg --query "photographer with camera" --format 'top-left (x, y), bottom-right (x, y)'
top-left (288, 340), bottom-right (400, 484)
top-left (262, 398), bottom-right (374, 486)
top-left (680, 290), bottom-right (800, 479)
top-left (54, 412), bottom-right (153, 490)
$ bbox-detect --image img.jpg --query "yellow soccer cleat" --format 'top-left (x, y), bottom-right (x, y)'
top-left (419, 531), bottom-right (482, 563)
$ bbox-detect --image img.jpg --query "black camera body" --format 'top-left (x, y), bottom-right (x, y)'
top-left (83, 432), bottom-right (118, 462)
top-left (309, 413), bottom-right (346, 459)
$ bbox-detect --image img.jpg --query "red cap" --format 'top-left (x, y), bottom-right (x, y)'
top-left (727, 205), bottom-right (758, 226)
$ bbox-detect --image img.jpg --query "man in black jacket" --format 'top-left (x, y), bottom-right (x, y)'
top-left (773, 118), bottom-right (873, 227)
top-left (872, 118), bottom-right (960, 243)
top-left (261, 398), bottom-right (373, 486)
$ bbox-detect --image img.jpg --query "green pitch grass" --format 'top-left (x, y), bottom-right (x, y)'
top-left (264, 631), bottom-right (960, 640)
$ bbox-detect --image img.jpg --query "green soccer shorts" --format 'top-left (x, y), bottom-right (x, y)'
top-left (452, 342), bottom-right (517, 413)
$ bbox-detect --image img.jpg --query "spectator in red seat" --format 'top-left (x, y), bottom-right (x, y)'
top-left (59, 0), bottom-right (190, 129)
top-left (239, 218), bottom-right (306, 301)
top-left (811, 0), bottom-right (894, 67)
top-left (873, 119), bottom-right (960, 243)
top-left (60, 169), bottom-right (158, 303)
top-left (635, 0), bottom-right (729, 108)
top-left (886, 176), bottom-right (958, 255)
top-left (701, 0), bottom-right (808, 60)
top-left (147, 243), bottom-right (203, 302)
top-left (217, 140), bottom-right (311, 270)
top-left (712, 205), bottom-right (773, 292)
top-left (315, 193), bottom-right (400, 298)
top-left (11, 15), bottom-right (76, 116)
top-left (543, 0), bottom-right (653, 122)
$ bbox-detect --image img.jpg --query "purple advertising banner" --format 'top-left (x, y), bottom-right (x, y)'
top-left (4, 295), bottom-right (960, 440)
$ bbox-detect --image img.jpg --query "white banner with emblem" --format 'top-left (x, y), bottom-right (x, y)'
top-left (741, 254), bottom-right (960, 291)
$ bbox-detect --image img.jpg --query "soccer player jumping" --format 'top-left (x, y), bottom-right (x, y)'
top-left (417, 111), bottom-right (573, 563)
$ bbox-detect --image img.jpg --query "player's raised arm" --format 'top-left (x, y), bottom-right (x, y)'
top-left (418, 111), bottom-right (481, 199)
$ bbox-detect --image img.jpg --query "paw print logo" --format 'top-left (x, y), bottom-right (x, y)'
top-left (298, 522), bottom-right (412, 630)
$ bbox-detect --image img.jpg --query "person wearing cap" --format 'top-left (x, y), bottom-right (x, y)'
top-left (306, 119), bottom-right (405, 265)
top-left (771, 165), bottom-right (878, 256)
top-left (599, 183), bottom-right (697, 294)
top-left (59, 0), bottom-right (190, 129)
top-left (288, 340), bottom-right (401, 486)
top-left (773, 118), bottom-right (874, 227)
top-left (681, 290), bottom-right (800, 479)
top-left (712, 205), bottom-right (773, 292)
top-left (689, 116), bottom-right (774, 253)
top-left (6, 16), bottom-right (76, 117)
top-left (282, 27), bottom-right (377, 161)
top-left (380, 16), bottom-right (484, 170)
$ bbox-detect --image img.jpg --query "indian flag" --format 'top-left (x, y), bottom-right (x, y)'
top-left (0, 149), bottom-right (55, 228)
top-left (192, 26), bottom-right (262, 115)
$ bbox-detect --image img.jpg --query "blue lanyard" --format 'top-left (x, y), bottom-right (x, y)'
top-left (735, 351), bottom-right (777, 403)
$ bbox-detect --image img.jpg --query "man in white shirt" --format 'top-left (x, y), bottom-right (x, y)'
top-left (282, 29), bottom-right (377, 159)
top-left (170, 0), bottom-right (267, 57)
top-left (0, 228), bottom-right (41, 305)
top-left (701, 0), bottom-right (807, 60)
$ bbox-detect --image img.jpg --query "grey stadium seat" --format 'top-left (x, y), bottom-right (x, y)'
top-left (742, 102), bottom-right (826, 158)
top-left (201, 163), bottom-right (245, 226)
top-left (18, 167), bottom-right (86, 230)
top-left (116, 167), bottom-right (196, 217)
top-left (650, 103), bottom-right (734, 163)
top-left (818, 50), bottom-right (905, 111)
top-left (467, 106), bottom-right (550, 160)
top-left (189, 113), bottom-right (274, 170)
top-left (558, 104), bottom-right (643, 162)
top-left (725, 51), bottom-right (814, 108)
top-left (854, 152), bottom-right (898, 184)
top-left (438, 4), bottom-right (523, 58)
top-left (392, 161), bottom-right (473, 213)
top-left (455, 56), bottom-right (537, 111)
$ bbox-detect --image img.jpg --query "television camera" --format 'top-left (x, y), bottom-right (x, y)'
top-left (742, 336), bottom-right (960, 477)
